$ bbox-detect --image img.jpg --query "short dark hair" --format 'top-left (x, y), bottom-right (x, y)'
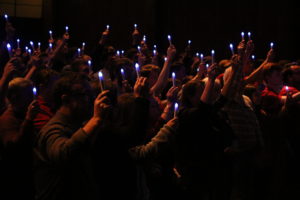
top-left (71, 59), bottom-right (88, 72)
top-left (263, 63), bottom-right (282, 81)
top-left (52, 72), bottom-right (90, 109)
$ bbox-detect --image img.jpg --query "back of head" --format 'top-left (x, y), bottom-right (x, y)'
top-left (52, 72), bottom-right (90, 109)
top-left (7, 78), bottom-right (33, 112)
top-left (180, 80), bottom-right (205, 108)
top-left (263, 62), bottom-right (283, 82)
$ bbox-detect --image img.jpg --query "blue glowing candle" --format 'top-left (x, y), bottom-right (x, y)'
top-left (135, 63), bottom-right (140, 78)
top-left (211, 50), bottom-right (215, 64)
top-left (172, 72), bottom-right (176, 87)
top-left (174, 102), bottom-right (179, 118)
top-left (121, 68), bottom-right (125, 80)
top-left (98, 71), bottom-right (104, 92)
top-left (17, 39), bottom-right (20, 49)
top-left (229, 43), bottom-right (234, 55)
top-left (167, 35), bottom-right (172, 46)
top-left (33, 87), bottom-right (37, 97)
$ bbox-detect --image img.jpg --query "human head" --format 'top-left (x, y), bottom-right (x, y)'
top-left (263, 63), bottom-right (283, 86)
top-left (7, 77), bottom-right (34, 115)
top-left (53, 72), bottom-right (93, 120)
top-left (140, 64), bottom-right (160, 88)
top-left (71, 59), bottom-right (90, 76)
top-left (180, 80), bottom-right (205, 108)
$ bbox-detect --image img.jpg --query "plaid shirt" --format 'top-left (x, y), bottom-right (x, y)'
top-left (223, 66), bottom-right (264, 152)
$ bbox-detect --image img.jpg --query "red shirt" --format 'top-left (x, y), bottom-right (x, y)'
top-left (32, 96), bottom-right (55, 133)
top-left (261, 87), bottom-right (282, 115)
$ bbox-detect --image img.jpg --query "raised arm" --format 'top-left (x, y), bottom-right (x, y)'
top-left (150, 45), bottom-right (176, 96)
top-left (244, 48), bottom-right (275, 84)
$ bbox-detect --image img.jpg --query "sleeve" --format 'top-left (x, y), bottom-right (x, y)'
top-left (38, 126), bottom-right (89, 163)
top-left (129, 125), bottom-right (175, 161)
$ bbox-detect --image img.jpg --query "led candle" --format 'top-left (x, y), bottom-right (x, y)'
top-left (200, 53), bottom-right (204, 63)
top-left (121, 50), bottom-right (124, 56)
top-left (77, 48), bottom-right (81, 56)
top-left (134, 24), bottom-right (137, 29)
top-left (248, 32), bottom-right (251, 40)
top-left (30, 41), bottom-right (34, 50)
top-left (6, 43), bottom-right (11, 56)
top-left (241, 32), bottom-right (245, 40)
top-left (143, 35), bottom-right (146, 42)
top-left (164, 57), bottom-right (167, 62)
top-left (120, 68), bottom-right (125, 80)
top-left (172, 72), bottom-right (176, 87)
top-left (49, 43), bottom-right (52, 50)
top-left (88, 60), bottom-right (92, 67)
top-left (153, 45), bottom-right (157, 50)
top-left (135, 63), bottom-right (140, 78)
top-left (33, 87), bottom-right (37, 97)
top-left (116, 50), bottom-right (120, 57)
top-left (49, 30), bottom-right (53, 40)
top-left (211, 50), bottom-right (215, 64)
top-left (137, 46), bottom-right (141, 53)
top-left (196, 52), bottom-right (199, 57)
top-left (188, 40), bottom-right (191, 46)
top-left (270, 42), bottom-right (274, 49)
top-left (65, 26), bottom-right (69, 34)
top-left (17, 39), bottom-right (20, 49)
top-left (167, 35), bottom-right (172, 46)
top-left (153, 49), bottom-right (157, 56)
top-left (229, 43), bottom-right (234, 55)
top-left (206, 63), bottom-right (209, 69)
top-left (174, 102), bottom-right (179, 118)
top-left (98, 71), bottom-right (104, 92)
top-left (82, 42), bottom-right (85, 51)
top-left (25, 46), bottom-right (29, 53)
top-left (251, 55), bottom-right (255, 60)
top-left (4, 14), bottom-right (8, 21)
top-left (38, 42), bottom-right (41, 50)
top-left (285, 86), bottom-right (289, 94)
top-left (28, 49), bottom-right (32, 55)
top-left (106, 25), bottom-right (110, 31)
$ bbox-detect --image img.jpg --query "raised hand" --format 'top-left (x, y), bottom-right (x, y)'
top-left (166, 44), bottom-right (176, 61)
top-left (93, 90), bottom-right (111, 120)
top-left (207, 63), bottom-right (220, 80)
top-left (134, 77), bottom-right (148, 98)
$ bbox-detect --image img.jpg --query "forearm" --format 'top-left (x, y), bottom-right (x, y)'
top-left (129, 125), bottom-right (175, 160)
top-left (244, 60), bottom-right (267, 84)
top-left (150, 60), bottom-right (171, 96)
top-left (201, 78), bottom-right (215, 104)
top-left (24, 65), bottom-right (37, 80)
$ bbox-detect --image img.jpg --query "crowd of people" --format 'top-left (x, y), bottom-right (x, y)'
top-left (1, 18), bottom-right (300, 200)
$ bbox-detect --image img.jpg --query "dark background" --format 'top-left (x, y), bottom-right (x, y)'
top-left (2, 0), bottom-right (300, 61)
